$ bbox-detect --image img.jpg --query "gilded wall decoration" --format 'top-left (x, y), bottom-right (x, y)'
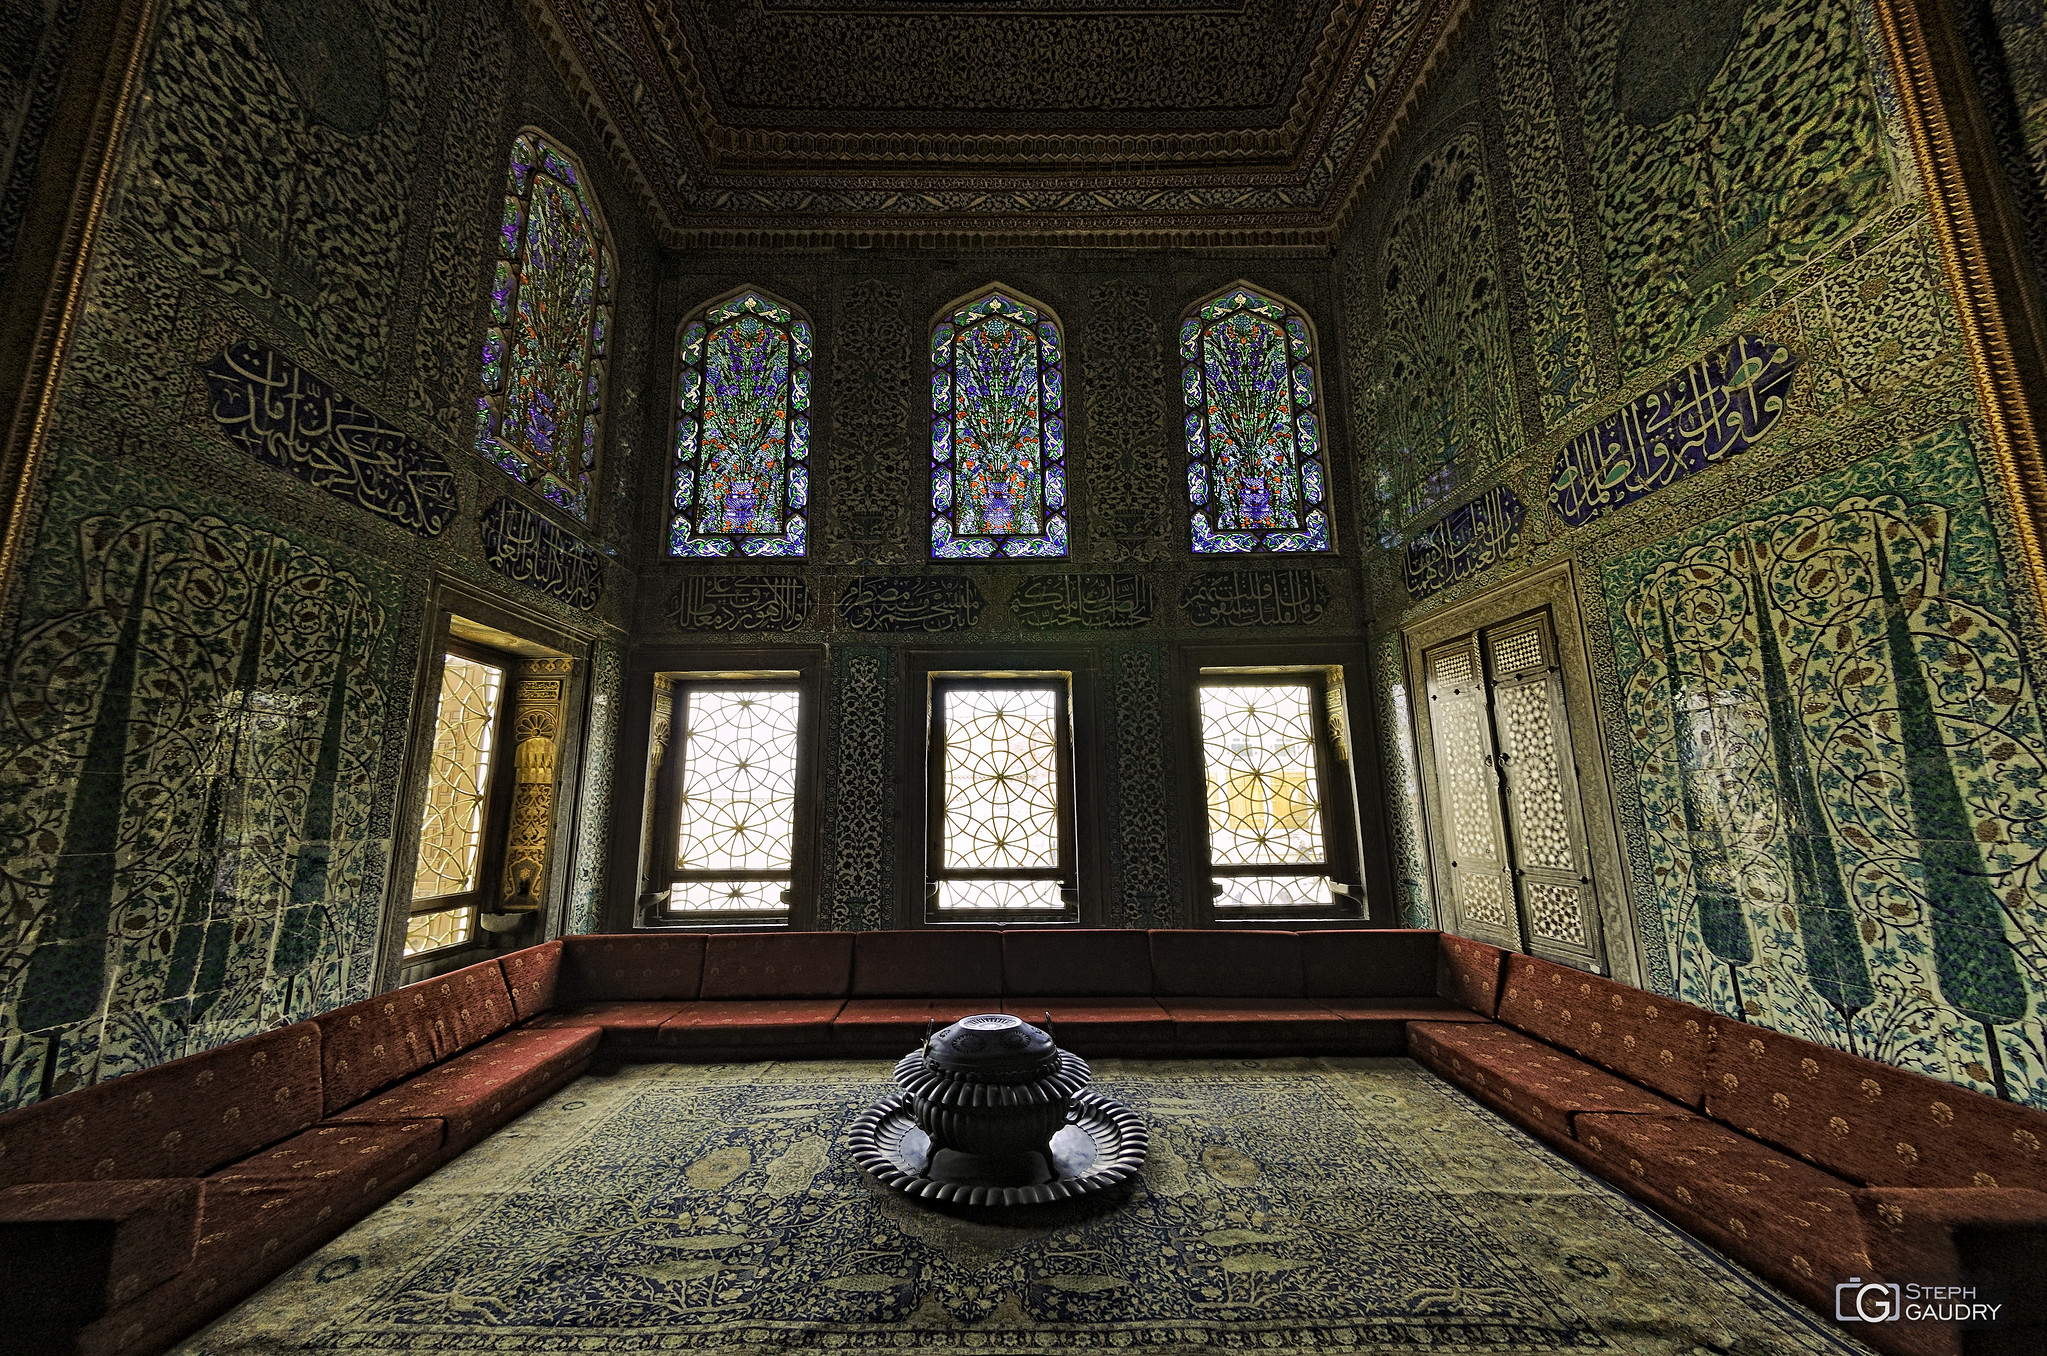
top-left (820, 648), bottom-right (892, 931)
top-left (670, 575), bottom-right (814, 632)
top-left (1009, 574), bottom-right (1154, 630)
top-left (480, 498), bottom-right (605, 609)
top-left (1549, 334), bottom-right (1798, 529)
top-left (1606, 427), bottom-right (2047, 1109)
top-left (826, 281), bottom-right (914, 563)
top-left (200, 340), bottom-right (458, 536)
top-left (1180, 569), bottom-right (1331, 627)
top-left (1082, 281), bottom-right (1168, 560)
top-left (838, 576), bottom-right (983, 633)
top-left (500, 660), bottom-right (569, 912)
top-left (0, 507), bottom-right (389, 1110)
top-left (1403, 486), bottom-right (1526, 600)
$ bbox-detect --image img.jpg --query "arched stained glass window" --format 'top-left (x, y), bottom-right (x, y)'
top-left (1182, 284), bottom-right (1332, 554)
top-left (669, 290), bottom-right (811, 557)
top-left (477, 131), bottom-right (612, 521)
top-left (931, 287), bottom-right (1067, 559)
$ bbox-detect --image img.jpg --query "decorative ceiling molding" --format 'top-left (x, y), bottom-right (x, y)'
top-left (522, 0), bottom-right (1473, 247)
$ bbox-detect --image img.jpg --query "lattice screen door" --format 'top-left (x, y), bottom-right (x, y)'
top-left (1423, 611), bottom-right (1604, 970)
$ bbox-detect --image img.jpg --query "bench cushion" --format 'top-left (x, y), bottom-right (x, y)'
top-left (314, 960), bottom-right (516, 1116)
top-left (1150, 930), bottom-right (1303, 997)
top-left (1160, 999), bottom-right (1347, 1045)
top-left (1319, 997), bottom-right (1490, 1023)
top-left (0, 1178), bottom-right (200, 1313)
top-left (1575, 1112), bottom-right (1859, 1308)
top-left (1497, 954), bottom-right (1712, 1108)
top-left (0, 1023), bottom-right (322, 1186)
top-left (661, 1000), bottom-right (845, 1048)
top-left (1706, 1020), bottom-right (2047, 1191)
top-left (1300, 929), bottom-right (1440, 997)
top-left (1001, 930), bottom-right (1153, 996)
top-left (851, 931), bottom-right (1002, 998)
top-left (561, 934), bottom-right (706, 1002)
top-left (327, 1026), bottom-right (599, 1150)
top-left (1002, 997), bottom-right (1173, 1047)
top-left (832, 998), bottom-right (1003, 1050)
top-left (1436, 934), bottom-right (1508, 1016)
top-left (532, 1001), bottom-right (687, 1048)
top-left (1408, 1021), bottom-right (1680, 1137)
top-left (499, 940), bottom-right (562, 1021)
top-left (205, 1120), bottom-right (441, 1228)
top-left (700, 932), bottom-right (853, 999)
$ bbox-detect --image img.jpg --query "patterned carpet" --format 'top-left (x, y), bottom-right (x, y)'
top-left (182, 1058), bottom-right (1873, 1354)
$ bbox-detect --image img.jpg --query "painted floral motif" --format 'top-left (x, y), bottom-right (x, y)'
top-left (1609, 426), bottom-right (2047, 1108)
top-left (476, 132), bottom-right (613, 520)
top-left (670, 291), bottom-right (810, 557)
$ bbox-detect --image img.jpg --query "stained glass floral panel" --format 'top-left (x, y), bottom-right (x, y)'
top-left (1184, 287), bottom-right (1333, 554)
top-left (670, 292), bottom-right (810, 557)
top-left (476, 132), bottom-right (613, 520)
top-left (932, 291), bottom-right (1067, 558)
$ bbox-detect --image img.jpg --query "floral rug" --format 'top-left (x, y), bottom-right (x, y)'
top-left (181, 1057), bottom-right (1872, 1354)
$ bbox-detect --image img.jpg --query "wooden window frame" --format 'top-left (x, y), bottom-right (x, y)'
top-left (645, 678), bottom-right (816, 926)
top-left (925, 675), bottom-right (1079, 924)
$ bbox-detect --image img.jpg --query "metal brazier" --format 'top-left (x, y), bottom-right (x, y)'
top-left (893, 1013), bottom-right (1091, 1162)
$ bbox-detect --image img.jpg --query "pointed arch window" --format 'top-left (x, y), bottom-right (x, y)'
top-left (931, 287), bottom-right (1067, 559)
top-left (669, 290), bottom-right (811, 557)
top-left (1182, 285), bottom-right (1332, 554)
top-left (477, 131), bottom-right (613, 521)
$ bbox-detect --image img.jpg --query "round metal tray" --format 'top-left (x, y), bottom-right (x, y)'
top-left (846, 1089), bottom-right (1148, 1207)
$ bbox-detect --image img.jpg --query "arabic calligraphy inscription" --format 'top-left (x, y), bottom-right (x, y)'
top-left (670, 576), bottom-right (815, 632)
top-left (1009, 574), bottom-right (1155, 629)
top-left (1404, 486), bottom-right (1527, 600)
top-left (480, 498), bottom-right (604, 610)
top-left (839, 576), bottom-right (984, 632)
top-left (1180, 569), bottom-right (1331, 627)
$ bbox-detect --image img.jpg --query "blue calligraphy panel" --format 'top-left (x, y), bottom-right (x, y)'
top-left (1403, 485), bottom-right (1526, 600)
top-left (480, 498), bottom-right (604, 609)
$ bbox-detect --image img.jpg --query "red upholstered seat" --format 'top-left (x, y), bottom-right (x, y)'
top-left (205, 1119), bottom-right (442, 1226)
top-left (1002, 997), bottom-right (1173, 1049)
top-left (1575, 1112), bottom-right (1861, 1309)
top-left (0, 1179), bottom-right (199, 1314)
top-left (1300, 929), bottom-right (1441, 998)
top-left (1409, 1021), bottom-right (1681, 1137)
top-left (561, 933), bottom-right (707, 1002)
top-left (327, 1026), bottom-right (599, 1150)
top-left (832, 998), bottom-right (1003, 1051)
top-left (0, 1023), bottom-right (322, 1187)
top-left (1001, 929), bottom-right (1153, 996)
top-left (1150, 929), bottom-right (1303, 997)
top-left (1160, 998), bottom-right (1347, 1046)
top-left (1435, 933), bottom-right (1508, 1016)
top-left (850, 930), bottom-right (1002, 997)
top-left (1705, 1019), bottom-right (2047, 1192)
top-left (498, 939), bottom-right (562, 1021)
top-left (313, 959), bottom-right (517, 1116)
top-left (532, 1000), bottom-right (690, 1048)
top-left (661, 999), bottom-right (845, 1048)
top-left (1496, 954), bottom-right (1713, 1107)
top-left (701, 932), bottom-right (852, 998)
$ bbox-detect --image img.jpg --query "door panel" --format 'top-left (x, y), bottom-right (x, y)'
top-left (1423, 635), bottom-right (1518, 949)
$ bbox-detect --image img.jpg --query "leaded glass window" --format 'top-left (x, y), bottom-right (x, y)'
top-left (477, 131), bottom-right (613, 520)
top-left (661, 685), bottom-right (804, 916)
top-left (931, 289), bottom-right (1067, 559)
top-left (670, 291), bottom-right (811, 557)
top-left (406, 652), bottom-right (507, 957)
top-left (928, 679), bottom-right (1075, 915)
top-left (1182, 285), bottom-right (1332, 554)
top-left (1196, 674), bottom-right (1360, 916)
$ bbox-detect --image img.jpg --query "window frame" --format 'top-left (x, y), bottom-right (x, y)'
top-left (925, 675), bottom-right (1078, 923)
top-left (1174, 642), bottom-right (1388, 927)
top-left (646, 678), bottom-right (814, 925)
top-left (612, 645), bottom-right (827, 933)
top-left (402, 637), bottom-right (518, 962)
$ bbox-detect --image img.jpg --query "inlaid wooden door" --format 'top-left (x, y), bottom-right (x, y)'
top-left (1422, 635), bottom-right (1518, 950)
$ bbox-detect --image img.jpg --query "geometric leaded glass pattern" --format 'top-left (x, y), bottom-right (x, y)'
top-left (1198, 684), bottom-right (1325, 865)
top-left (403, 905), bottom-right (473, 958)
top-left (669, 291), bottom-right (810, 557)
top-left (670, 688), bottom-right (802, 914)
top-left (1216, 875), bottom-right (1334, 910)
top-left (932, 683), bottom-right (1069, 913)
top-left (1183, 285), bottom-right (1332, 554)
top-left (1493, 682), bottom-right (1575, 872)
top-left (412, 654), bottom-right (506, 903)
top-left (476, 131), bottom-right (613, 520)
top-left (931, 289), bottom-right (1068, 559)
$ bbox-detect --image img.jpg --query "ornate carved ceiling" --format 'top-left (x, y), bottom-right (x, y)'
top-left (528, 0), bottom-right (1470, 246)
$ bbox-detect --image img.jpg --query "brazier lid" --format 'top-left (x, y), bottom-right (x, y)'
top-left (925, 1013), bottom-right (1057, 1080)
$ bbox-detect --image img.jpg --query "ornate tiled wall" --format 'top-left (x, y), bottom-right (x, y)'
top-left (1342, 0), bottom-right (2047, 1106)
top-left (0, 0), bottom-right (652, 1109)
